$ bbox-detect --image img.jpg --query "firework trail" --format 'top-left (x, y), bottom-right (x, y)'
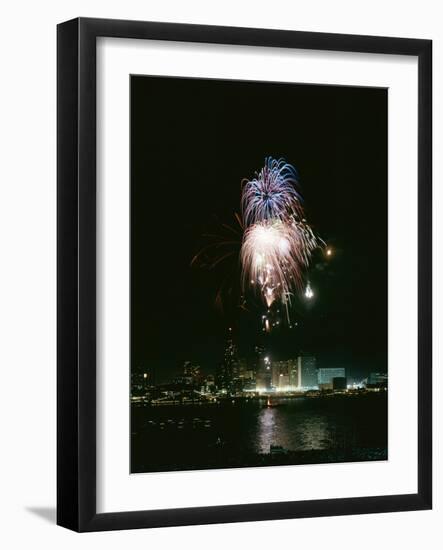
top-left (190, 213), bottom-right (244, 314)
top-left (240, 157), bottom-right (322, 319)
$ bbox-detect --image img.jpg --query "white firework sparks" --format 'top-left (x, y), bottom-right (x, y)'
top-left (241, 219), bottom-right (318, 308)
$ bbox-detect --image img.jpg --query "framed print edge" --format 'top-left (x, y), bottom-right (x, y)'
top-left (57, 17), bottom-right (432, 532)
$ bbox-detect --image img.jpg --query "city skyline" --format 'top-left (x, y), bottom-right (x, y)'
top-left (133, 342), bottom-right (387, 386)
top-left (132, 328), bottom-right (387, 391)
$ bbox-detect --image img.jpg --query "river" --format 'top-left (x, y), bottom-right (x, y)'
top-left (131, 392), bottom-right (387, 473)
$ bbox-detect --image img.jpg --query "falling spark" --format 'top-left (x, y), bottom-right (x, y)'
top-left (305, 282), bottom-right (314, 299)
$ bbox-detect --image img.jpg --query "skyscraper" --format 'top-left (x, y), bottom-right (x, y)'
top-left (216, 328), bottom-right (239, 391)
top-left (271, 361), bottom-right (284, 388)
top-left (288, 360), bottom-right (299, 389)
top-left (252, 344), bottom-right (265, 374)
top-left (256, 354), bottom-right (272, 392)
top-left (271, 359), bottom-right (298, 391)
top-left (297, 355), bottom-right (318, 388)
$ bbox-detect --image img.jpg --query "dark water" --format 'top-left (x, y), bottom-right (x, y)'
top-left (131, 393), bottom-right (387, 473)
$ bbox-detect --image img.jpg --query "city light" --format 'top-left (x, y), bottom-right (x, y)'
top-left (132, 347), bottom-right (388, 427)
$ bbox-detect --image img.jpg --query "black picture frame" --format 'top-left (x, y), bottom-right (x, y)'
top-left (57, 17), bottom-right (432, 532)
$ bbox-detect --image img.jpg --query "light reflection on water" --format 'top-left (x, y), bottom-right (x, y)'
top-left (257, 408), bottom-right (276, 453)
top-left (256, 405), bottom-right (330, 454)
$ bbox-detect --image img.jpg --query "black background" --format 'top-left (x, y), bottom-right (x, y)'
top-left (131, 76), bottom-right (387, 382)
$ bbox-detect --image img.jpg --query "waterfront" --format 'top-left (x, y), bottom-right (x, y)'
top-left (131, 392), bottom-right (387, 473)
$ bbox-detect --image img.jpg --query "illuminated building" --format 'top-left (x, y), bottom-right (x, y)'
top-left (237, 358), bottom-right (248, 377)
top-left (203, 374), bottom-right (215, 392)
top-left (368, 372), bottom-right (388, 388)
top-left (216, 328), bottom-right (239, 391)
top-left (271, 361), bottom-right (284, 388)
top-left (317, 367), bottom-right (345, 390)
top-left (288, 360), bottom-right (299, 389)
top-left (278, 373), bottom-right (290, 390)
top-left (256, 354), bottom-right (272, 392)
top-left (183, 361), bottom-right (202, 386)
top-left (252, 344), bottom-right (265, 373)
top-left (237, 358), bottom-right (254, 381)
top-left (271, 359), bottom-right (298, 391)
top-left (298, 355), bottom-right (318, 388)
top-left (131, 368), bottom-right (152, 400)
top-left (233, 358), bottom-right (255, 392)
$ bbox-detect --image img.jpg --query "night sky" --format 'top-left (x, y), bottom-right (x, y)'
top-left (131, 76), bottom-right (387, 383)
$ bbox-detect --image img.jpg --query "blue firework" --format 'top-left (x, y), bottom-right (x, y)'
top-left (241, 157), bottom-right (303, 227)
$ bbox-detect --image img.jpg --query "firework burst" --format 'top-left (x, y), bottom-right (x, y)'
top-left (241, 220), bottom-right (298, 307)
top-left (241, 157), bottom-right (303, 226)
top-left (240, 158), bottom-right (322, 318)
top-left (191, 157), bottom-right (322, 329)
top-left (241, 218), bottom-right (320, 307)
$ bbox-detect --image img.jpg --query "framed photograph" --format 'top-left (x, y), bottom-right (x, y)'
top-left (57, 17), bottom-right (432, 531)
